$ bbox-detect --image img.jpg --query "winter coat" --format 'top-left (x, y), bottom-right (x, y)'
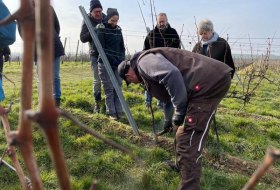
top-left (96, 23), bottom-right (125, 70)
top-left (80, 13), bottom-right (106, 57)
top-left (143, 24), bottom-right (181, 50)
top-left (130, 47), bottom-right (232, 115)
top-left (25, 7), bottom-right (64, 61)
top-left (52, 7), bottom-right (65, 58)
top-left (192, 37), bottom-right (235, 77)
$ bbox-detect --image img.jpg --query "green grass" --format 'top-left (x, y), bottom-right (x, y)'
top-left (0, 62), bottom-right (279, 189)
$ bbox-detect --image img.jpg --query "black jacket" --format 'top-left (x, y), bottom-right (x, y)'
top-left (20, 7), bottom-right (65, 61)
top-left (53, 7), bottom-right (65, 58)
top-left (192, 37), bottom-right (235, 77)
top-left (143, 24), bottom-right (181, 50)
top-left (80, 13), bottom-right (106, 57)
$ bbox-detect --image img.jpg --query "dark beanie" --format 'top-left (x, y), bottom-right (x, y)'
top-left (90, 0), bottom-right (102, 12)
top-left (106, 8), bottom-right (119, 20)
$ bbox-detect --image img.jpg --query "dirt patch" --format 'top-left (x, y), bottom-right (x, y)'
top-left (98, 120), bottom-right (280, 184)
top-left (137, 132), bottom-right (280, 183)
top-left (205, 150), bottom-right (279, 179)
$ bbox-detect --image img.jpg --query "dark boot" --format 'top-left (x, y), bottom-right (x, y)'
top-left (108, 113), bottom-right (118, 121)
top-left (93, 93), bottom-right (101, 113)
top-left (93, 101), bottom-right (100, 113)
top-left (55, 98), bottom-right (61, 107)
top-left (157, 121), bottom-right (173, 136)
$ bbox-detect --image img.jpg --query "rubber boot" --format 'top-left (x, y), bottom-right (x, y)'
top-left (55, 98), bottom-right (61, 107)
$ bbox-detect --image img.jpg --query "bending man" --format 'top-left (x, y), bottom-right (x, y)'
top-left (118, 47), bottom-right (232, 190)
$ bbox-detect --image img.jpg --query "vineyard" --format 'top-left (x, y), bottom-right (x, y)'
top-left (1, 0), bottom-right (280, 189)
top-left (0, 60), bottom-right (279, 190)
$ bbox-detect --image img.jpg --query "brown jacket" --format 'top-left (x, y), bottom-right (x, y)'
top-left (131, 47), bottom-right (232, 114)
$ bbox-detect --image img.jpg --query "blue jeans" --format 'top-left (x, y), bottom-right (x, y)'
top-left (0, 79), bottom-right (5, 101)
top-left (53, 57), bottom-right (61, 100)
top-left (35, 57), bottom-right (61, 100)
top-left (91, 56), bottom-right (101, 102)
top-left (145, 91), bottom-right (174, 125)
top-left (144, 90), bottom-right (164, 108)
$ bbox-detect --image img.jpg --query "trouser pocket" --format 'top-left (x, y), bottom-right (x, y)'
top-left (184, 102), bottom-right (214, 132)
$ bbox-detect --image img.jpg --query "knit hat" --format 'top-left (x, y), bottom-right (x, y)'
top-left (106, 8), bottom-right (119, 20)
top-left (90, 0), bottom-right (102, 12)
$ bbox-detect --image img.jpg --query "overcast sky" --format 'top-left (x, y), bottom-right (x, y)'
top-left (3, 0), bottom-right (280, 56)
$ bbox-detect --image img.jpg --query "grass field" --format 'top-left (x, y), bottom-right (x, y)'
top-left (0, 61), bottom-right (279, 190)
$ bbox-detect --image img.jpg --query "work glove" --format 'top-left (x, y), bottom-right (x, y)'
top-left (4, 55), bottom-right (9, 62)
top-left (172, 114), bottom-right (185, 126)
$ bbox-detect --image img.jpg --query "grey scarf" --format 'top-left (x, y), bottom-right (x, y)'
top-left (200, 32), bottom-right (219, 47)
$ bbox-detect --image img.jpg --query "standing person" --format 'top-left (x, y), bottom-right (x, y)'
top-left (118, 47), bottom-right (232, 190)
top-left (143, 13), bottom-right (181, 135)
top-left (19, 3), bottom-right (64, 107)
top-left (192, 19), bottom-right (235, 78)
top-left (0, 0), bottom-right (16, 113)
top-left (0, 46), bottom-right (10, 110)
top-left (143, 13), bottom-right (181, 50)
top-left (96, 8), bottom-right (125, 120)
top-left (80, 0), bottom-right (106, 113)
top-left (0, 46), bottom-right (10, 79)
top-left (52, 6), bottom-right (65, 107)
top-left (34, 6), bottom-right (65, 107)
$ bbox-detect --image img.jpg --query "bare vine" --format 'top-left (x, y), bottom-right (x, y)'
top-left (227, 37), bottom-right (272, 106)
top-left (0, 1), bottom-right (138, 189)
